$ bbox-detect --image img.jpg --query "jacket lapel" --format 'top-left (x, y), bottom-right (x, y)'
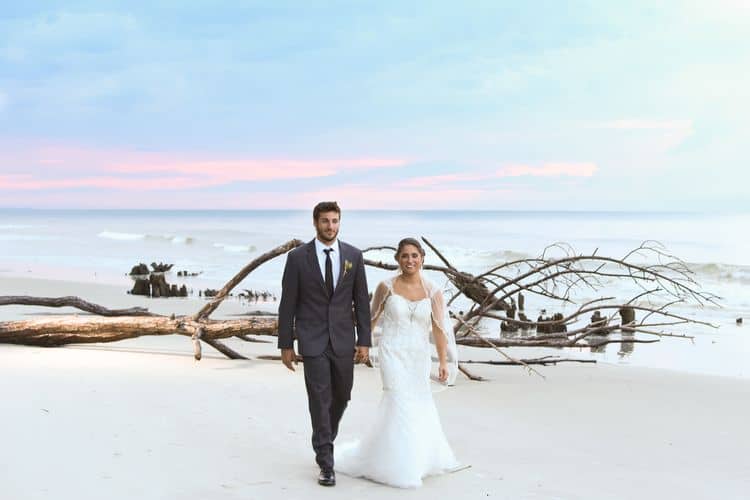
top-left (306, 240), bottom-right (328, 296)
top-left (334, 242), bottom-right (347, 293)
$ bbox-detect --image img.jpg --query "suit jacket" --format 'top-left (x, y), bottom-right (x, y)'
top-left (277, 239), bottom-right (372, 357)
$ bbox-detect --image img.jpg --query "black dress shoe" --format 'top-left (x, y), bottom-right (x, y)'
top-left (318, 469), bottom-right (336, 486)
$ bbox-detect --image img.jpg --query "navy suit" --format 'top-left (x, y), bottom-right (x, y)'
top-left (278, 239), bottom-right (371, 470)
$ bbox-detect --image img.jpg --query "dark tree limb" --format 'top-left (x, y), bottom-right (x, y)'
top-left (462, 357), bottom-right (597, 366)
top-left (203, 338), bottom-right (248, 359)
top-left (455, 336), bottom-right (660, 348)
top-left (421, 237), bottom-right (457, 271)
top-left (194, 239), bottom-right (303, 321)
top-left (364, 259), bottom-right (466, 280)
top-left (257, 354), bottom-right (305, 362)
top-left (458, 363), bottom-right (485, 381)
top-left (362, 246), bottom-right (397, 253)
top-left (0, 296), bottom-right (158, 317)
top-left (236, 334), bottom-right (272, 343)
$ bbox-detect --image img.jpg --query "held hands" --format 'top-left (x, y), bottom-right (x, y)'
top-left (281, 348), bottom-right (298, 371)
top-left (354, 346), bottom-right (370, 365)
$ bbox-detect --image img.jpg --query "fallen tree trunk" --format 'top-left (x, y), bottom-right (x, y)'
top-left (0, 315), bottom-right (277, 347)
top-left (0, 238), bottom-right (301, 356)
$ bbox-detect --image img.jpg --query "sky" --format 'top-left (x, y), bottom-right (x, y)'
top-left (0, 1), bottom-right (748, 210)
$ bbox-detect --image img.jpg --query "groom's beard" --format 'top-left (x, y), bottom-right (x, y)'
top-left (316, 227), bottom-right (338, 244)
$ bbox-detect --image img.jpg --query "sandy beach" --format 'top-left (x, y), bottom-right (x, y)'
top-left (4, 0), bottom-right (750, 496)
top-left (2, 275), bottom-right (749, 500)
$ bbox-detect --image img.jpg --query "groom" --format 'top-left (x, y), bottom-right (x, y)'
top-left (278, 201), bottom-right (371, 487)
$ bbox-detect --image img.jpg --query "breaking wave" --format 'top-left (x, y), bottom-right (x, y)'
top-left (98, 231), bottom-right (195, 245)
top-left (98, 231), bottom-right (145, 241)
top-left (689, 262), bottom-right (750, 285)
top-left (213, 243), bottom-right (257, 253)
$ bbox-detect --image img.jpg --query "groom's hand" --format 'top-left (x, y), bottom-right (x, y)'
top-left (354, 346), bottom-right (370, 365)
top-left (281, 348), bottom-right (298, 371)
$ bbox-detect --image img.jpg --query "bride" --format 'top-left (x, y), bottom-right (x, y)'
top-left (335, 237), bottom-right (461, 488)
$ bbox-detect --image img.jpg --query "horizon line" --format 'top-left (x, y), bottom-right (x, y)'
top-left (1, 206), bottom-right (744, 215)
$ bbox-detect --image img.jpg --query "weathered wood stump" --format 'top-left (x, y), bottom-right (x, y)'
top-left (619, 307), bottom-right (635, 332)
top-left (129, 263), bottom-right (149, 275)
top-left (589, 310), bottom-right (608, 330)
top-left (500, 304), bottom-right (519, 333)
top-left (130, 278), bottom-right (150, 296)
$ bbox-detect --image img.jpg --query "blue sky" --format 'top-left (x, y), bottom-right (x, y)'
top-left (0, 1), bottom-right (748, 210)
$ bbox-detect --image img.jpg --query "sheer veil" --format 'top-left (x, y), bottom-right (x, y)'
top-left (369, 272), bottom-right (459, 387)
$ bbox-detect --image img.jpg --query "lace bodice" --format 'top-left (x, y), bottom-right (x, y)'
top-left (376, 294), bottom-right (434, 397)
top-left (368, 275), bottom-right (458, 387)
top-left (380, 294), bottom-right (432, 342)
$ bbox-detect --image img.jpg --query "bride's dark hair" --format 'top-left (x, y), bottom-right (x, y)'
top-left (394, 237), bottom-right (426, 261)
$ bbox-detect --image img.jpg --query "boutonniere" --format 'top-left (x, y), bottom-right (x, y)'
top-left (343, 260), bottom-right (353, 277)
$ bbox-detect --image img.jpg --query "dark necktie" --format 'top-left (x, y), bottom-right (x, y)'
top-left (324, 248), bottom-right (334, 298)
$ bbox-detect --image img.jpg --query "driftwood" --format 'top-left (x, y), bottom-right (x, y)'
top-left (461, 356), bottom-right (597, 366)
top-left (0, 296), bottom-right (155, 317)
top-left (363, 239), bottom-right (718, 379)
top-left (0, 237), bottom-right (719, 380)
top-left (0, 314), bottom-right (278, 347)
top-left (0, 239), bottom-right (301, 358)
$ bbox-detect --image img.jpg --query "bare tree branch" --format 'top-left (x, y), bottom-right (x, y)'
top-left (0, 296), bottom-right (158, 317)
top-left (194, 239), bottom-right (303, 321)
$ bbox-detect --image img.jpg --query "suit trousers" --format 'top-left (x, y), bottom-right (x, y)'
top-left (303, 342), bottom-right (354, 471)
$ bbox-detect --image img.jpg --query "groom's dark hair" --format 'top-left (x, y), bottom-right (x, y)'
top-left (313, 201), bottom-right (341, 221)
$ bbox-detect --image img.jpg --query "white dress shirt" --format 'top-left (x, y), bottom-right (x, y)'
top-left (314, 238), bottom-right (341, 290)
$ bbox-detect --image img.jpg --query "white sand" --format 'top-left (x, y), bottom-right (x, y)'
top-left (1, 276), bottom-right (749, 499)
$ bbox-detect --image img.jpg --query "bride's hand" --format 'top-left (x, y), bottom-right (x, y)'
top-left (438, 361), bottom-right (449, 383)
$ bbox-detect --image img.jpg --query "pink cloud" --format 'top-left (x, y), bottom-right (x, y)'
top-left (0, 174), bottom-right (225, 190)
top-left (0, 138), bottom-right (592, 209)
top-left (0, 138), bottom-right (410, 190)
top-left (110, 158), bottom-right (407, 176)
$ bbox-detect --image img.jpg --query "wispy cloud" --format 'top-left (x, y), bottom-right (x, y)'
top-left (398, 163), bottom-right (598, 187)
top-left (0, 140), bottom-right (409, 190)
top-left (0, 174), bottom-right (224, 190)
top-left (110, 158), bottom-right (408, 179)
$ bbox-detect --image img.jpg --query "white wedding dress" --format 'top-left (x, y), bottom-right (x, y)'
top-left (335, 279), bottom-right (460, 488)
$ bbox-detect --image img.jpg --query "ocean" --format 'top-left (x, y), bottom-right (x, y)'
top-left (1, 208), bottom-right (748, 377)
